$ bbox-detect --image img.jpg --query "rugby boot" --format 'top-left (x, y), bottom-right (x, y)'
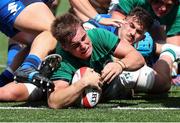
top-left (14, 66), bottom-right (54, 89)
top-left (39, 54), bottom-right (62, 77)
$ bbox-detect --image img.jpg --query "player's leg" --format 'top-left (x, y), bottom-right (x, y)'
top-left (12, 1), bottom-right (57, 86)
top-left (13, 1), bottom-right (57, 70)
top-left (135, 44), bottom-right (180, 93)
top-left (101, 76), bottom-right (134, 102)
top-left (14, 54), bottom-right (61, 89)
top-left (0, 46), bottom-right (29, 87)
top-left (0, 82), bottom-right (43, 101)
top-left (149, 44), bottom-right (180, 92)
top-left (7, 40), bottom-right (23, 66)
top-left (111, 64), bottom-right (163, 94)
top-left (14, 1), bottom-right (55, 33)
top-left (110, 43), bottom-right (180, 94)
top-left (0, 0), bottom-right (58, 88)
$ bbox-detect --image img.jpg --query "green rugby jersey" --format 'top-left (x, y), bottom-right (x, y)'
top-left (117, 0), bottom-right (180, 36)
top-left (51, 28), bottom-right (119, 83)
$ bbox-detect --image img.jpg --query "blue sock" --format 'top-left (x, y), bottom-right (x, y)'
top-left (7, 44), bottom-right (22, 66)
top-left (21, 54), bottom-right (41, 69)
top-left (0, 68), bottom-right (14, 87)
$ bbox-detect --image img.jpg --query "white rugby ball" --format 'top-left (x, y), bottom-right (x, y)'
top-left (72, 67), bottom-right (101, 108)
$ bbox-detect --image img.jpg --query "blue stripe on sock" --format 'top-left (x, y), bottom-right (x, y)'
top-left (7, 44), bottom-right (22, 66)
top-left (28, 71), bottom-right (39, 81)
top-left (22, 54), bottom-right (41, 69)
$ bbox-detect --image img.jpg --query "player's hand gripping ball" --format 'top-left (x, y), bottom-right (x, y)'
top-left (72, 67), bottom-right (101, 108)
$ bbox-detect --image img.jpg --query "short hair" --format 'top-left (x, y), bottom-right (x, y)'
top-left (51, 13), bottom-right (83, 45)
top-left (127, 7), bottom-right (153, 31)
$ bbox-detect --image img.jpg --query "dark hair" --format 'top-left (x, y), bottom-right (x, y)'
top-left (127, 7), bottom-right (153, 31)
top-left (51, 12), bottom-right (83, 45)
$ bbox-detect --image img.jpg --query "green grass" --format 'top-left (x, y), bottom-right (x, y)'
top-left (0, 88), bottom-right (180, 122)
top-left (0, 33), bottom-right (8, 68)
top-left (56, 0), bottom-right (70, 16)
top-left (0, 108), bottom-right (179, 122)
top-left (0, 0), bottom-right (180, 122)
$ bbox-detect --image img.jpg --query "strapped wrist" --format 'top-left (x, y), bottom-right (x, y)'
top-left (115, 60), bottom-right (126, 70)
top-left (94, 14), bottom-right (103, 22)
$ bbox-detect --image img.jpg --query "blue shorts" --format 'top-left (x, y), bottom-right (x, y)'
top-left (20, 0), bottom-right (47, 6)
top-left (0, 0), bottom-right (25, 37)
top-left (0, 0), bottom-right (48, 38)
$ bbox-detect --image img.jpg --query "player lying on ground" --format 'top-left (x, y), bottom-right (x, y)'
top-left (0, 11), bottom-right (145, 108)
top-left (47, 12), bottom-right (145, 109)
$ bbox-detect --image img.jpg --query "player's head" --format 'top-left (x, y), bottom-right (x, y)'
top-left (51, 13), bottom-right (93, 60)
top-left (148, 0), bottom-right (179, 17)
top-left (118, 7), bottom-right (153, 44)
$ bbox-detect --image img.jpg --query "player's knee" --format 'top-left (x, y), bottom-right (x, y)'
top-left (163, 82), bottom-right (171, 92)
top-left (147, 70), bottom-right (171, 93)
top-left (153, 79), bottom-right (171, 93)
top-left (0, 88), bottom-right (25, 101)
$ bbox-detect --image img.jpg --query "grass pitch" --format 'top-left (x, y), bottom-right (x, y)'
top-left (0, 88), bottom-right (180, 122)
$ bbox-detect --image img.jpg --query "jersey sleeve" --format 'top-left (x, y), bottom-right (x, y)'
top-left (50, 61), bottom-right (74, 83)
top-left (117, 0), bottom-right (138, 14)
top-left (165, 6), bottom-right (180, 37)
top-left (117, 0), bottom-right (147, 14)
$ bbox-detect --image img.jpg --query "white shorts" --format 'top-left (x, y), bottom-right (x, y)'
top-left (24, 83), bottom-right (44, 101)
top-left (101, 77), bottom-right (133, 101)
top-left (95, 65), bottom-right (155, 101)
top-left (119, 65), bottom-right (155, 92)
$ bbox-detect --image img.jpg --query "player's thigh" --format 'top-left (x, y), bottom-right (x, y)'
top-left (0, 82), bottom-right (41, 101)
top-left (14, 1), bottom-right (55, 34)
top-left (12, 31), bottom-right (37, 45)
top-left (0, 0), bottom-right (25, 37)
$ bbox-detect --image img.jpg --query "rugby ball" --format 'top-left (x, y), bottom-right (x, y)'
top-left (72, 67), bottom-right (101, 108)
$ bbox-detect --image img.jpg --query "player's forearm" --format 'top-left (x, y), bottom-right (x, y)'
top-left (48, 80), bottom-right (87, 109)
top-left (114, 40), bottom-right (145, 70)
top-left (70, 0), bottom-right (98, 19)
top-left (121, 51), bottom-right (145, 71)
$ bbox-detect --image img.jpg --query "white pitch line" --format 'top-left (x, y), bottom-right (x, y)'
top-left (112, 107), bottom-right (180, 110)
top-left (0, 107), bottom-right (46, 110)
